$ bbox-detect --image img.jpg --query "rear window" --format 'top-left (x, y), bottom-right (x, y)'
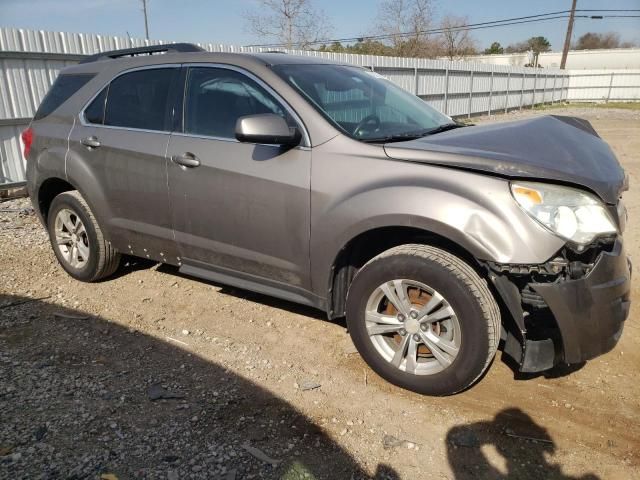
top-left (104, 68), bottom-right (175, 131)
top-left (34, 74), bottom-right (95, 120)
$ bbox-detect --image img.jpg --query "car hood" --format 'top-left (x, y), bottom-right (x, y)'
top-left (383, 115), bottom-right (627, 204)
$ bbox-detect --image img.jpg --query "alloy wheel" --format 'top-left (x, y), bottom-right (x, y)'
top-left (54, 208), bottom-right (90, 269)
top-left (365, 279), bottom-right (461, 375)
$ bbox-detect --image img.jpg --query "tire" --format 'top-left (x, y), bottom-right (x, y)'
top-left (346, 244), bottom-right (500, 396)
top-left (47, 190), bottom-right (120, 282)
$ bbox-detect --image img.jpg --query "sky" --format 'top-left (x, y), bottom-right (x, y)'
top-left (1, 0), bottom-right (639, 51)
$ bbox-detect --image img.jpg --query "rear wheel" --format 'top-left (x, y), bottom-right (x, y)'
top-left (346, 244), bottom-right (500, 395)
top-left (47, 191), bottom-right (120, 282)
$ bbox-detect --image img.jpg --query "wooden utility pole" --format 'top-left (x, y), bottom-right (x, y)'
top-left (560, 0), bottom-right (577, 69)
top-left (141, 0), bottom-right (150, 40)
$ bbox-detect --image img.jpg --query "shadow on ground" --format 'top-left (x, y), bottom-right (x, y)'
top-left (0, 294), bottom-right (397, 479)
top-left (446, 408), bottom-right (600, 480)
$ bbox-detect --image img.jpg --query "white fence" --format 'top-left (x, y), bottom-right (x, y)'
top-left (567, 69), bottom-right (640, 102)
top-left (465, 48), bottom-right (640, 70)
top-left (2, 27), bottom-right (634, 187)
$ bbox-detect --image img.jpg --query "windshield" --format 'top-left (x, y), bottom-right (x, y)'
top-left (272, 64), bottom-right (453, 142)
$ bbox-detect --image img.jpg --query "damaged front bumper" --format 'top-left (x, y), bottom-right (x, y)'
top-left (488, 238), bottom-right (631, 372)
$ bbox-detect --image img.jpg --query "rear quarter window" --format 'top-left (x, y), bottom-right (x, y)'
top-left (84, 87), bottom-right (107, 125)
top-left (34, 74), bottom-right (95, 120)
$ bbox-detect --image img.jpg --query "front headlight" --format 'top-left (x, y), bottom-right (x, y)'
top-left (511, 181), bottom-right (617, 246)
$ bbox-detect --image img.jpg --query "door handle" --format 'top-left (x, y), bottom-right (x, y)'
top-left (171, 152), bottom-right (201, 168)
top-left (81, 136), bottom-right (101, 149)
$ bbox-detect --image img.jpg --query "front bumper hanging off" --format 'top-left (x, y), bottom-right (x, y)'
top-left (492, 238), bottom-right (631, 372)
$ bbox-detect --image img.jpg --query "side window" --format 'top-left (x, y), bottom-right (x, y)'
top-left (34, 74), bottom-right (95, 121)
top-left (104, 68), bottom-right (175, 131)
top-left (84, 87), bottom-right (107, 125)
top-left (184, 67), bottom-right (290, 139)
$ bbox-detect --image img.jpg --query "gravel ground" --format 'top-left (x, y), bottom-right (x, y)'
top-left (1, 107), bottom-right (639, 480)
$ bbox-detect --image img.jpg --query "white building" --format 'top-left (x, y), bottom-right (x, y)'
top-left (460, 48), bottom-right (640, 70)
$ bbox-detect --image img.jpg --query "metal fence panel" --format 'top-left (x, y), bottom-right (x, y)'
top-left (0, 124), bottom-right (26, 185)
top-left (567, 70), bottom-right (640, 101)
top-left (3, 27), bottom-right (638, 186)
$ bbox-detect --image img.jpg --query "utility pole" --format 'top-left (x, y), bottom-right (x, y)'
top-left (560, 0), bottom-right (577, 69)
top-left (141, 0), bottom-right (150, 40)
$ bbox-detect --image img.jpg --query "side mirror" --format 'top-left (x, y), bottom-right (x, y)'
top-left (235, 114), bottom-right (301, 146)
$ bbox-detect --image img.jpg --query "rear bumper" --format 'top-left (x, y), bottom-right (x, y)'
top-left (531, 239), bottom-right (631, 364)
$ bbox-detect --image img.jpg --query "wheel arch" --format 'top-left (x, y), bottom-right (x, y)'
top-left (326, 224), bottom-right (487, 320)
top-left (36, 177), bottom-right (77, 223)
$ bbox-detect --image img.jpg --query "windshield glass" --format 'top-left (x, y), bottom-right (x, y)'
top-left (272, 64), bottom-right (453, 142)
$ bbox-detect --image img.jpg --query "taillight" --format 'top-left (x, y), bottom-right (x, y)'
top-left (21, 127), bottom-right (33, 159)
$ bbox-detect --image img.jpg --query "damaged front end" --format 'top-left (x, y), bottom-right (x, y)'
top-left (485, 237), bottom-right (632, 373)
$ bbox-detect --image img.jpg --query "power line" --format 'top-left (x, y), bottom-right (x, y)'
top-left (247, 10), bottom-right (640, 48)
top-left (247, 10), bottom-right (574, 47)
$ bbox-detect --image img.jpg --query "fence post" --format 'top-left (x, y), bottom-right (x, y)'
top-left (488, 70), bottom-right (494, 116)
top-left (532, 71), bottom-right (538, 108)
top-left (606, 72), bottom-right (615, 103)
top-left (520, 72), bottom-right (525, 110)
top-left (444, 67), bottom-right (450, 115)
top-left (414, 66), bottom-right (419, 96)
top-left (552, 74), bottom-right (557, 104)
top-left (468, 70), bottom-right (473, 119)
top-left (542, 75), bottom-right (547, 105)
top-left (504, 71), bottom-right (510, 114)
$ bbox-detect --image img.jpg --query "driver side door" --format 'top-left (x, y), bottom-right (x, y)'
top-left (167, 65), bottom-right (313, 294)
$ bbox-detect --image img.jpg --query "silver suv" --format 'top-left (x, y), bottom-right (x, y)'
top-left (25, 44), bottom-right (631, 395)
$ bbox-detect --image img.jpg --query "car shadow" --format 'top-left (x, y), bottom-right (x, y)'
top-left (105, 255), bottom-right (158, 281)
top-left (116, 261), bottom-right (578, 380)
top-left (512, 362), bottom-right (587, 381)
top-left (154, 263), bottom-right (331, 322)
top-left (0, 294), bottom-right (396, 479)
top-left (446, 408), bottom-right (600, 480)
top-left (498, 341), bottom-right (587, 381)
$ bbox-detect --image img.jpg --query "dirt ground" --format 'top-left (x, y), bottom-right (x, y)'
top-left (1, 106), bottom-right (639, 480)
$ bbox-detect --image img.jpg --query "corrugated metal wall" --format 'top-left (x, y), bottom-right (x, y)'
top-left (567, 69), bottom-right (640, 101)
top-left (2, 27), bottom-right (622, 187)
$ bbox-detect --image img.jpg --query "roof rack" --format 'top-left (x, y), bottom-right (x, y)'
top-left (79, 43), bottom-right (204, 64)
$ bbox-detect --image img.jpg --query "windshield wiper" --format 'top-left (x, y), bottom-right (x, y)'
top-left (361, 123), bottom-right (468, 143)
top-left (422, 122), bottom-right (467, 135)
top-left (361, 132), bottom-right (427, 143)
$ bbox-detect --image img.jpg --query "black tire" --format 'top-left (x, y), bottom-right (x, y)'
top-left (47, 190), bottom-right (120, 282)
top-left (346, 244), bottom-right (500, 396)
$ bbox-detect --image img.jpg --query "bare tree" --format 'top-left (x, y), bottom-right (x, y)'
top-left (374, 0), bottom-right (439, 57)
top-left (244, 0), bottom-right (332, 49)
top-left (438, 15), bottom-right (477, 60)
top-left (573, 32), bottom-right (636, 50)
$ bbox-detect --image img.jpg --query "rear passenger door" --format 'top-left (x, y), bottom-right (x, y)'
top-left (67, 66), bottom-right (181, 261)
top-left (166, 65), bottom-right (312, 291)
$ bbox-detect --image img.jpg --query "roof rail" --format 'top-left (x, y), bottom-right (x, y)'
top-left (79, 43), bottom-right (205, 64)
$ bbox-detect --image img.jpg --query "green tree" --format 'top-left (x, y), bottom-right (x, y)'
top-left (506, 36), bottom-right (551, 54)
top-left (527, 36), bottom-right (551, 54)
top-left (484, 42), bottom-right (504, 54)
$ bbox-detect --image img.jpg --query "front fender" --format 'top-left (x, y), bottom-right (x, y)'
top-left (309, 136), bottom-right (565, 297)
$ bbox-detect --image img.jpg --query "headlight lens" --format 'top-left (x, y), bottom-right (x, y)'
top-left (511, 182), bottom-right (617, 245)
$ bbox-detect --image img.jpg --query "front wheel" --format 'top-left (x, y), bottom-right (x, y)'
top-left (346, 244), bottom-right (500, 395)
